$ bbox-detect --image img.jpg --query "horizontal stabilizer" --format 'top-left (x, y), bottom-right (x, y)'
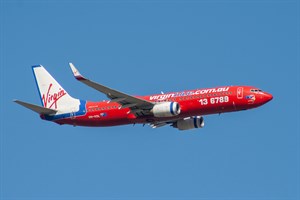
top-left (14, 100), bottom-right (57, 115)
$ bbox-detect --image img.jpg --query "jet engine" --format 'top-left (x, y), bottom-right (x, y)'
top-left (172, 116), bottom-right (204, 130)
top-left (152, 102), bottom-right (181, 117)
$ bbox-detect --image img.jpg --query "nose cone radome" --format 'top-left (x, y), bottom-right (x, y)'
top-left (263, 92), bottom-right (273, 103)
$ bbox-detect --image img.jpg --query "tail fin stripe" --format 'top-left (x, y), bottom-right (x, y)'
top-left (31, 65), bottom-right (44, 106)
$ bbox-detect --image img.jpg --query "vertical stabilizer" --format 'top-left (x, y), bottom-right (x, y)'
top-left (32, 65), bottom-right (78, 111)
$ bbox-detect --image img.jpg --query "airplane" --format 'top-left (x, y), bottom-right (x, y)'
top-left (14, 63), bottom-right (273, 130)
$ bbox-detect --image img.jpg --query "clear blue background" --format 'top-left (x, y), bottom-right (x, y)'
top-left (1, 0), bottom-right (299, 199)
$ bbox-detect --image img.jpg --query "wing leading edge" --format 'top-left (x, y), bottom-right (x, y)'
top-left (69, 63), bottom-right (154, 116)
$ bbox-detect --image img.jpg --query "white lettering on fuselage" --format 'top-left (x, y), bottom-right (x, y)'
top-left (149, 87), bottom-right (230, 101)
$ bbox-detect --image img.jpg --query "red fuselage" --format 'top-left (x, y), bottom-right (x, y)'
top-left (48, 85), bottom-right (272, 127)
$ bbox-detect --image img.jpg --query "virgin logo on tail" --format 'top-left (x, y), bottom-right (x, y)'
top-left (42, 84), bottom-right (67, 109)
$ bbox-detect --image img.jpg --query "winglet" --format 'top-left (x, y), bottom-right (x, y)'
top-left (69, 63), bottom-right (86, 80)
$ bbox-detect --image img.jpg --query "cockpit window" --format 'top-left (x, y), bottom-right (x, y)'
top-left (250, 89), bottom-right (263, 93)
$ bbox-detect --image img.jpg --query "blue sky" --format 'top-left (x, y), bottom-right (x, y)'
top-left (1, 0), bottom-right (299, 199)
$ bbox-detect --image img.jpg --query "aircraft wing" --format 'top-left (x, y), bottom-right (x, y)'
top-left (69, 63), bottom-right (154, 116)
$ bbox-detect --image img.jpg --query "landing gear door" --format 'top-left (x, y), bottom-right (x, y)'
top-left (237, 87), bottom-right (243, 99)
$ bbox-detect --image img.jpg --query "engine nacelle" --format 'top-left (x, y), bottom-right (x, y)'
top-left (152, 102), bottom-right (181, 117)
top-left (173, 116), bottom-right (204, 130)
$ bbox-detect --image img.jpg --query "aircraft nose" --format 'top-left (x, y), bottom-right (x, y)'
top-left (263, 92), bottom-right (273, 103)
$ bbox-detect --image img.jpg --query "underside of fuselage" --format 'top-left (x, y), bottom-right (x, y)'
top-left (42, 98), bottom-right (243, 127)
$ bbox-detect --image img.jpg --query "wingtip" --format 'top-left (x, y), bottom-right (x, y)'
top-left (68, 63), bottom-right (86, 80)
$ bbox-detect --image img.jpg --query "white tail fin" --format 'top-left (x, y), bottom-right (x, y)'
top-left (32, 65), bottom-right (78, 111)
